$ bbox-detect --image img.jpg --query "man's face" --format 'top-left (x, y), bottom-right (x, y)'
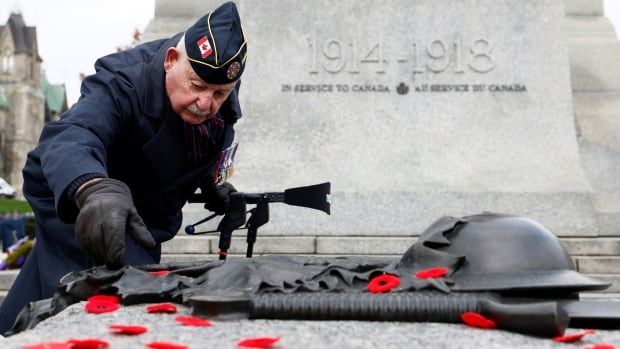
top-left (164, 47), bottom-right (237, 125)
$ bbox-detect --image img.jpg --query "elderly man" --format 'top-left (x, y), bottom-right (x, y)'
top-left (0, 1), bottom-right (247, 334)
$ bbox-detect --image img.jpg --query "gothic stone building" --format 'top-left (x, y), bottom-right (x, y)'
top-left (0, 13), bottom-right (67, 198)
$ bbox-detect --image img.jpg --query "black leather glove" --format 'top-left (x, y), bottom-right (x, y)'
top-left (203, 182), bottom-right (237, 215)
top-left (74, 178), bottom-right (156, 268)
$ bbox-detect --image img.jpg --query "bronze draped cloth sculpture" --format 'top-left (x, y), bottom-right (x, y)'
top-left (6, 213), bottom-right (614, 338)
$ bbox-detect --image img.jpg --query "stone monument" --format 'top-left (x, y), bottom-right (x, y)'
top-left (141, 0), bottom-right (619, 293)
top-left (146, 0), bottom-right (593, 234)
top-left (4, 0), bottom-right (620, 308)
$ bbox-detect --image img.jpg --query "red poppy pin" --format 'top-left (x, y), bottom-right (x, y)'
top-left (415, 267), bottom-right (449, 279)
top-left (84, 300), bottom-right (120, 314)
top-left (553, 329), bottom-right (595, 342)
top-left (148, 270), bottom-right (170, 277)
top-left (175, 315), bottom-right (212, 327)
top-left (145, 341), bottom-right (189, 349)
top-left (460, 312), bottom-right (497, 329)
top-left (583, 344), bottom-right (616, 349)
top-left (66, 338), bottom-right (110, 349)
top-left (108, 324), bottom-right (148, 335)
top-left (86, 294), bottom-right (119, 304)
top-left (236, 336), bottom-right (280, 348)
top-left (368, 274), bottom-right (400, 293)
top-left (146, 303), bottom-right (178, 314)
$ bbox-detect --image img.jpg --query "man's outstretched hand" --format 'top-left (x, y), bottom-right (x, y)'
top-left (74, 178), bottom-right (155, 268)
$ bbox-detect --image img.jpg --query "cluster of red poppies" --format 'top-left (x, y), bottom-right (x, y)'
top-left (366, 267), bottom-right (616, 349)
top-left (23, 271), bottom-right (281, 349)
top-left (366, 266), bottom-right (450, 293)
top-left (460, 312), bottom-right (613, 348)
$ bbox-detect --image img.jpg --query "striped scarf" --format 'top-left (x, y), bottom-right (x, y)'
top-left (184, 117), bottom-right (225, 165)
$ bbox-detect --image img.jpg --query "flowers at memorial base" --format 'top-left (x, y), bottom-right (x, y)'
top-left (86, 294), bottom-right (119, 304)
top-left (108, 324), bottom-right (149, 335)
top-left (175, 315), bottom-right (212, 327)
top-left (23, 342), bottom-right (73, 349)
top-left (236, 336), bottom-right (280, 348)
top-left (415, 267), bottom-right (449, 279)
top-left (146, 303), bottom-right (178, 314)
top-left (553, 329), bottom-right (595, 343)
top-left (84, 300), bottom-right (120, 314)
top-left (460, 312), bottom-right (497, 329)
top-left (145, 341), bottom-right (189, 349)
top-left (367, 274), bottom-right (400, 293)
top-left (148, 270), bottom-right (171, 277)
top-left (66, 338), bottom-right (110, 348)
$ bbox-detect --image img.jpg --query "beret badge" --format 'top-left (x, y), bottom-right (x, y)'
top-left (227, 62), bottom-right (241, 80)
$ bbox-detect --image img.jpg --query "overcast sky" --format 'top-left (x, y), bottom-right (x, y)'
top-left (1, 0), bottom-right (620, 106)
top-left (1, 0), bottom-right (155, 105)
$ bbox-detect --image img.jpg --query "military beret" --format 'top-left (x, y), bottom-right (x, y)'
top-left (185, 1), bottom-right (247, 84)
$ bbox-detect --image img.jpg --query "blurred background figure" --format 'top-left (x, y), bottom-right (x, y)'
top-left (0, 210), bottom-right (32, 270)
top-left (0, 210), bottom-right (25, 252)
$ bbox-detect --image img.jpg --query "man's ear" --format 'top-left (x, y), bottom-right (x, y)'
top-left (164, 47), bottom-right (179, 72)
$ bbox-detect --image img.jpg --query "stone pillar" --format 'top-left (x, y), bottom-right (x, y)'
top-left (560, 0), bottom-right (620, 285)
top-left (565, 0), bottom-right (620, 237)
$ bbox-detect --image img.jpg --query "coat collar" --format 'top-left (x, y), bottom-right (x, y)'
top-left (143, 33), bottom-right (183, 120)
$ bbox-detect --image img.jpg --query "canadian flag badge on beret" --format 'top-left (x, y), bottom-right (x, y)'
top-left (197, 36), bottom-right (213, 59)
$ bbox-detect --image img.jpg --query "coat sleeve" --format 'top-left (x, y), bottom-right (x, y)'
top-left (39, 71), bottom-right (132, 223)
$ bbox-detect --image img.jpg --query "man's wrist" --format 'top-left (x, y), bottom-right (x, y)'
top-left (65, 173), bottom-right (106, 204)
top-left (75, 178), bottom-right (104, 199)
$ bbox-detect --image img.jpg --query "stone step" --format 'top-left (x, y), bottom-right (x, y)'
top-left (161, 235), bottom-right (214, 254)
top-left (590, 275), bottom-right (620, 293)
top-left (314, 237), bottom-right (620, 256)
top-left (315, 237), bottom-right (416, 255)
top-left (562, 238), bottom-right (620, 255)
top-left (162, 235), bottom-right (318, 255)
top-left (161, 253), bottom-right (219, 263)
top-left (163, 235), bottom-right (620, 256)
top-left (580, 292), bottom-right (620, 300)
top-left (160, 253), bottom-right (402, 264)
top-left (162, 236), bottom-right (421, 255)
top-left (575, 256), bottom-right (620, 274)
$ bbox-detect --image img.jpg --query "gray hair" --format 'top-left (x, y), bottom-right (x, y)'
top-left (176, 35), bottom-right (187, 57)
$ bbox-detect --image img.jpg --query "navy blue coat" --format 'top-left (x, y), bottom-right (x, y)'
top-left (0, 33), bottom-right (240, 333)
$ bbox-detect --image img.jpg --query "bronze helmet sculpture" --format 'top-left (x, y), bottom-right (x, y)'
top-left (398, 213), bottom-right (610, 296)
